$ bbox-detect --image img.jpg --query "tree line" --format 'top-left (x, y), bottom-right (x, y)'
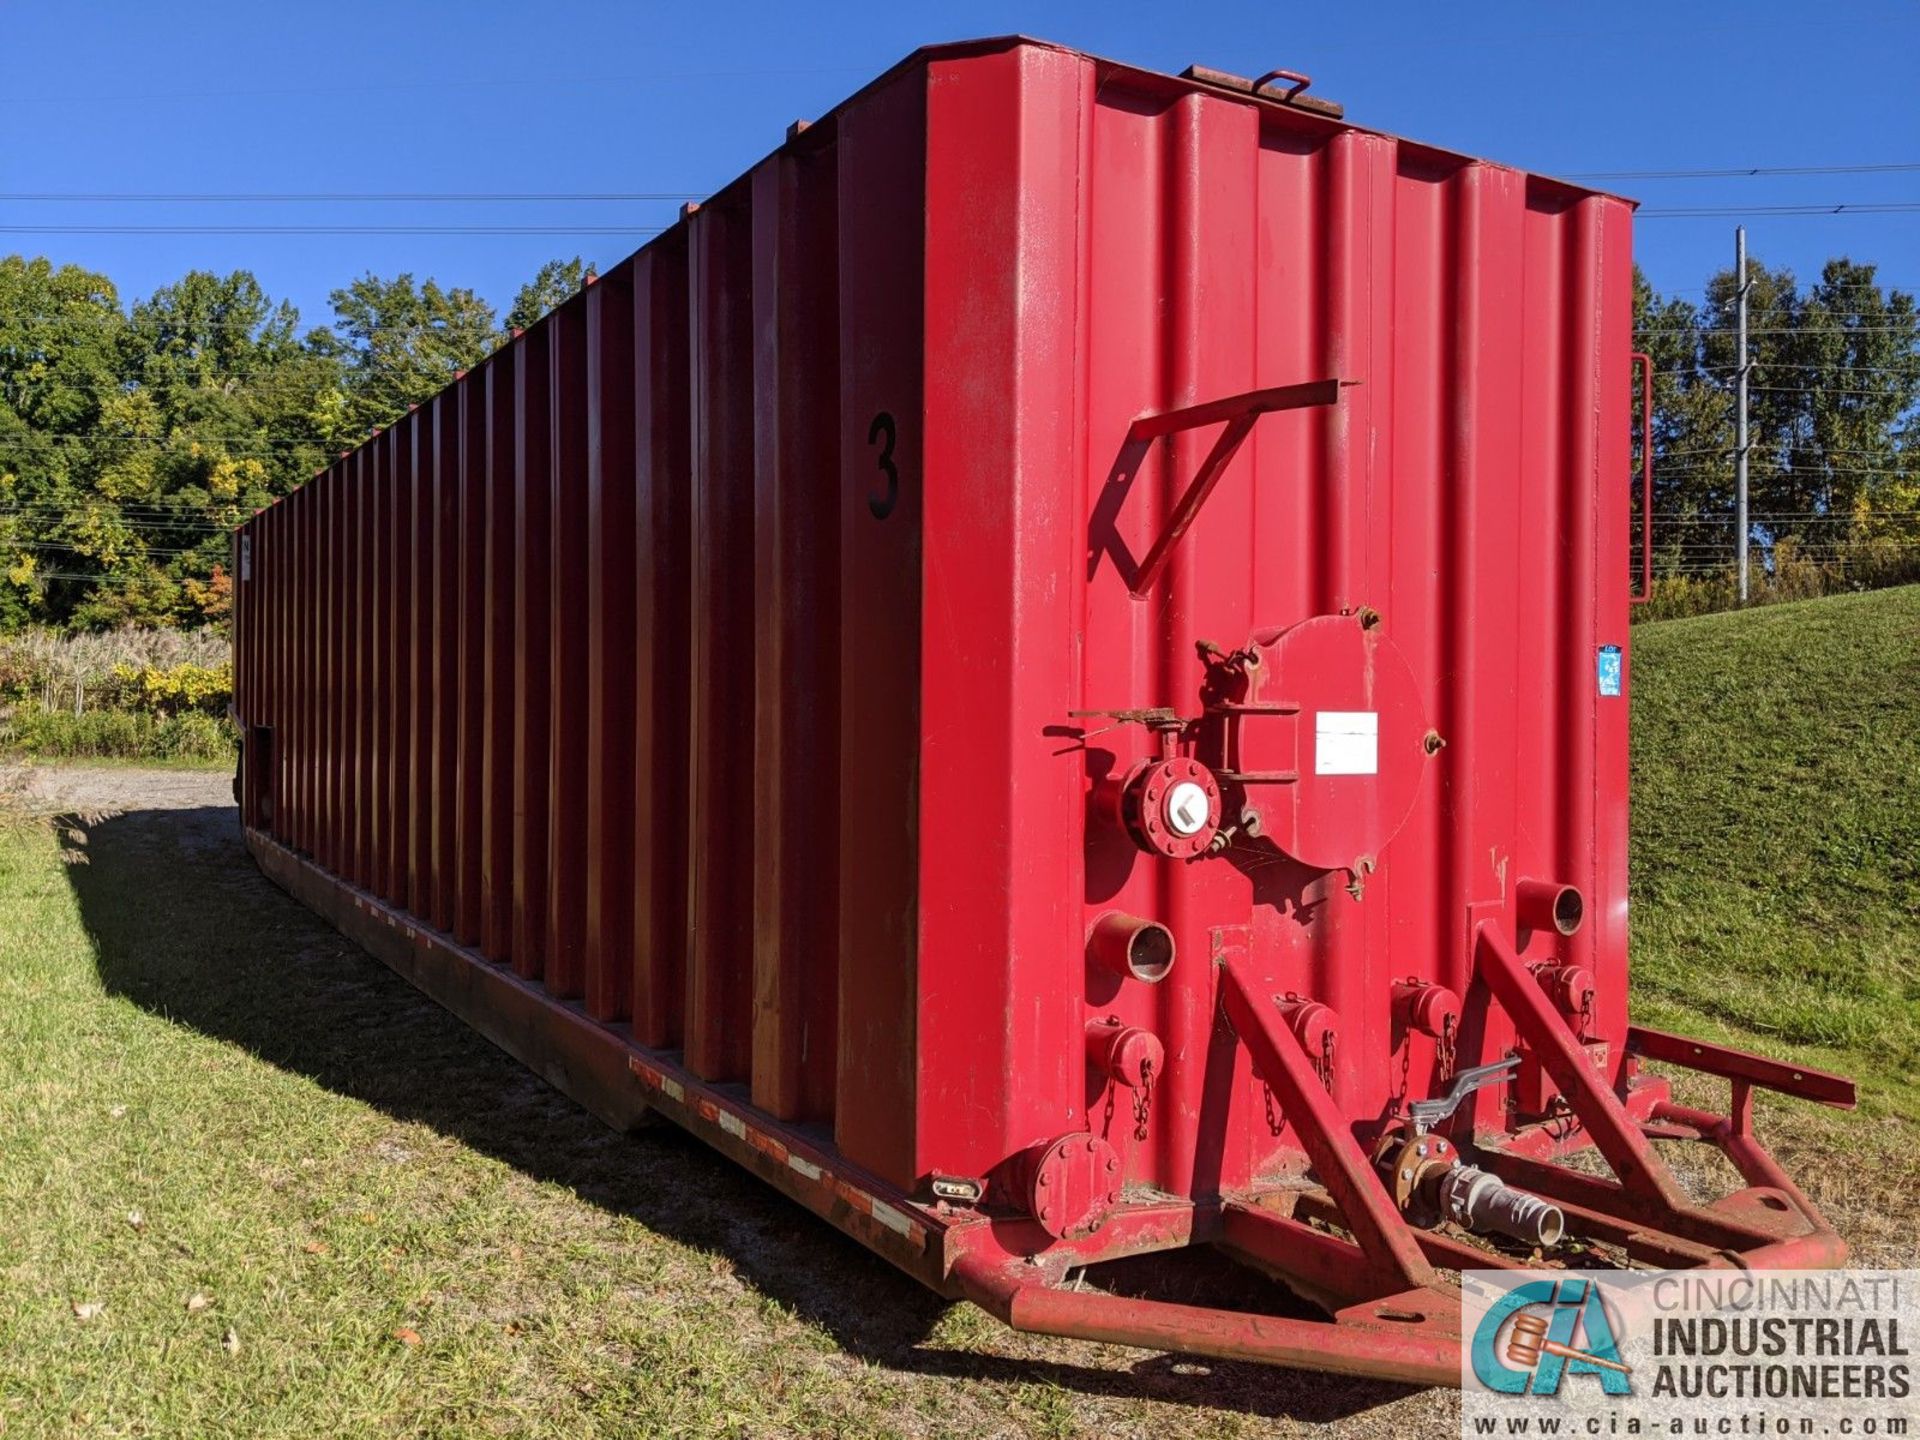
top-left (1633, 255), bottom-right (1919, 614)
top-left (0, 254), bottom-right (588, 630)
top-left (0, 247), bottom-right (1915, 632)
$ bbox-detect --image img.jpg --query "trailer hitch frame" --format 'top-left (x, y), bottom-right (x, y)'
top-left (941, 922), bottom-right (1852, 1389)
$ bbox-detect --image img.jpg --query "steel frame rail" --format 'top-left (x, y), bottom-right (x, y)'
top-left (249, 828), bottom-right (1850, 1390)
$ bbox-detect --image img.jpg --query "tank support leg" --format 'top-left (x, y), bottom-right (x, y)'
top-left (1215, 949), bottom-right (1436, 1297)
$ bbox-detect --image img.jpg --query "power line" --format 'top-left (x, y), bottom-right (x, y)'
top-left (11, 65), bottom-right (867, 106)
top-left (0, 224), bottom-right (667, 236)
top-left (0, 515), bottom-right (236, 532)
top-left (0, 191), bottom-right (701, 203)
top-left (1694, 281), bottom-right (1918, 295)
top-left (1636, 325), bottom-right (1918, 335)
top-left (1, 435), bottom-right (346, 449)
top-left (1570, 162), bottom-right (1920, 181)
top-left (1656, 465), bottom-right (1912, 477)
top-left (2, 540), bottom-right (214, 557)
top-left (1639, 202), bottom-right (1920, 218)
top-left (1748, 385), bottom-right (1914, 398)
top-left (1694, 362), bottom-right (1919, 374)
top-left (0, 508), bottom-right (236, 525)
top-left (1659, 444), bottom-right (1908, 456)
top-left (1653, 511), bottom-right (1920, 520)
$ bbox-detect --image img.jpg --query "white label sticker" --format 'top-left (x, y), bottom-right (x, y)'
top-left (1314, 711), bottom-right (1378, 775)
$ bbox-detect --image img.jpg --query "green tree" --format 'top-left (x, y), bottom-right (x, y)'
top-left (318, 272), bottom-right (499, 439)
top-left (506, 256), bottom-right (593, 332)
top-left (1639, 255), bottom-right (1918, 581)
top-left (1783, 260), bottom-right (1920, 530)
top-left (0, 256), bottom-right (130, 623)
top-left (0, 259), bottom-right (346, 629)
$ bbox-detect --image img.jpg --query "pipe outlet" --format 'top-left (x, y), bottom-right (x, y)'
top-left (1516, 879), bottom-right (1585, 936)
top-left (1087, 912), bottom-right (1176, 984)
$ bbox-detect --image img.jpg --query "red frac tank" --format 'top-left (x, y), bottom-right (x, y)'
top-left (231, 37), bottom-right (1853, 1387)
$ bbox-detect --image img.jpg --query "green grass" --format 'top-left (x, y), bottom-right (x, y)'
top-left (0, 705), bottom-right (236, 764)
top-left (0, 811), bottom-right (914, 1438)
top-left (0, 795), bottom-right (1388, 1438)
top-left (1630, 583), bottom-right (1920, 1114)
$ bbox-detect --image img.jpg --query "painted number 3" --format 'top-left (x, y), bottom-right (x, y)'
top-left (866, 411), bottom-right (899, 520)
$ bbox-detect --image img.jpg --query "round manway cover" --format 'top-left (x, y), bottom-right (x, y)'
top-left (1232, 612), bottom-right (1432, 874)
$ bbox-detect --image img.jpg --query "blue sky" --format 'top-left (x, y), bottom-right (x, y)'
top-left (7, 1), bottom-right (1916, 329)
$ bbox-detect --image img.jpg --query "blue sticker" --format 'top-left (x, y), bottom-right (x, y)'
top-left (1596, 644), bottom-right (1622, 697)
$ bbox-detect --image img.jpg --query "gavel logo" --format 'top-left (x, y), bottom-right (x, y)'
top-left (1506, 1310), bottom-right (1633, 1377)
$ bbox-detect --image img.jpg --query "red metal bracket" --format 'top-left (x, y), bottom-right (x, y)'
top-left (948, 1249), bottom-right (1457, 1385)
top-left (1215, 947), bottom-right (1436, 1297)
top-left (1475, 922), bottom-right (1846, 1263)
top-left (1126, 379), bottom-right (1344, 599)
top-left (1631, 351), bottom-right (1653, 604)
top-left (1477, 921), bottom-right (1691, 1210)
top-left (1627, 1025), bottom-right (1856, 1110)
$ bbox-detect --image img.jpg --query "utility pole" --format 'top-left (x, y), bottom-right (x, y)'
top-left (1735, 226), bottom-right (1751, 602)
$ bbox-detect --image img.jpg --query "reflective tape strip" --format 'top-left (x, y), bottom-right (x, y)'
top-left (869, 1200), bottom-right (914, 1237)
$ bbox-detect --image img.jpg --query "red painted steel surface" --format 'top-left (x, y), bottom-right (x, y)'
top-left (231, 37), bottom-right (1847, 1385)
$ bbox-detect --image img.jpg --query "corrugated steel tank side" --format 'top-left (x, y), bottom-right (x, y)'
top-left (234, 62), bottom-right (931, 1188)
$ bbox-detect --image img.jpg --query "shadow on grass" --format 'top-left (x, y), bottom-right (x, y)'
top-left (64, 801), bottom-right (1422, 1424)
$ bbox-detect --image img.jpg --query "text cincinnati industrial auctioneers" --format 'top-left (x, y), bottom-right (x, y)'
top-left (1645, 1275), bottom-right (1911, 1401)
top-left (1465, 1269), bottom-right (1919, 1431)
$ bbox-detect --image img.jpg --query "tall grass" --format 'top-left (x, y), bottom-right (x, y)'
top-left (0, 627), bottom-right (232, 716)
top-left (0, 628), bottom-right (236, 763)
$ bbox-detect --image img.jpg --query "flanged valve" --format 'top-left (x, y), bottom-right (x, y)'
top-left (1120, 757), bottom-right (1221, 860)
top-left (1372, 1128), bottom-right (1565, 1248)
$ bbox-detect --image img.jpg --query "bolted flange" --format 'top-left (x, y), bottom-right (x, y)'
top-left (1120, 757), bottom-right (1221, 860)
top-left (1021, 1132), bottom-right (1124, 1239)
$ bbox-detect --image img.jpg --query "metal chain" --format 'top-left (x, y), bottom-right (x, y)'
top-left (1101, 1080), bottom-right (1116, 1139)
top-left (1579, 987), bottom-right (1596, 1042)
top-left (1317, 1031), bottom-right (1336, 1090)
top-left (1262, 1083), bottom-right (1285, 1136)
top-left (1132, 1058), bottom-right (1154, 1141)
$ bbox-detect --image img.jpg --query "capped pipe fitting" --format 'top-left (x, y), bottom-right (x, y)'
top-left (1392, 979), bottom-right (1460, 1039)
top-left (1087, 912), bottom-right (1176, 984)
top-left (1085, 1017), bottom-right (1164, 1089)
top-left (1516, 878), bottom-right (1585, 936)
top-left (1533, 964), bottom-right (1596, 1018)
top-left (1278, 996), bottom-right (1339, 1058)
